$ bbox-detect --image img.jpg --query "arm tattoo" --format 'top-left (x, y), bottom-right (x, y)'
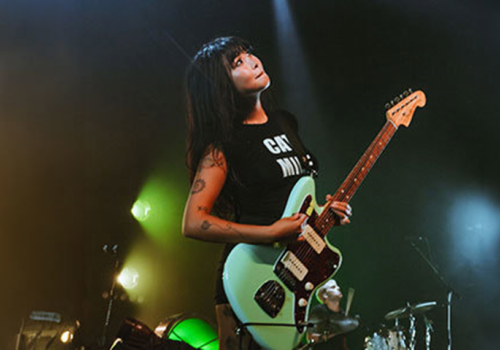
top-left (197, 206), bottom-right (209, 213)
top-left (191, 179), bottom-right (206, 194)
top-left (200, 220), bottom-right (243, 237)
top-left (201, 220), bottom-right (212, 230)
top-left (200, 154), bottom-right (224, 169)
top-left (201, 220), bottom-right (243, 238)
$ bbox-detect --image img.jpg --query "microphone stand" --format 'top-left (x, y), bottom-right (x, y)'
top-left (408, 239), bottom-right (461, 350)
top-left (99, 244), bottom-right (123, 348)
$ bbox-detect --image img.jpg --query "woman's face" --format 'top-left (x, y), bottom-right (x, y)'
top-left (230, 51), bottom-right (270, 96)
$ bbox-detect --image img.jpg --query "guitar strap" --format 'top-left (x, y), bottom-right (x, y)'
top-left (276, 113), bottom-right (318, 178)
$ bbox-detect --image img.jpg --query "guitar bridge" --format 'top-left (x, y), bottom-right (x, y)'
top-left (254, 280), bottom-right (285, 318)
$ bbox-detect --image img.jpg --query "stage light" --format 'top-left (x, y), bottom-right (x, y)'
top-left (117, 267), bottom-right (139, 290)
top-left (132, 176), bottom-right (184, 242)
top-left (155, 314), bottom-right (219, 350)
top-left (131, 199), bottom-right (151, 222)
top-left (447, 190), bottom-right (500, 266)
top-left (272, 0), bottom-right (327, 160)
top-left (60, 330), bottom-right (73, 343)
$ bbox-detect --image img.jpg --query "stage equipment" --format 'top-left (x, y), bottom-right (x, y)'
top-left (100, 243), bottom-right (123, 347)
top-left (364, 329), bottom-right (407, 350)
top-left (384, 301), bottom-right (437, 320)
top-left (110, 317), bottom-right (198, 350)
top-left (15, 311), bottom-right (80, 350)
top-left (306, 313), bottom-right (359, 339)
top-left (383, 301), bottom-right (438, 350)
top-left (154, 313), bottom-right (219, 350)
top-left (408, 237), bottom-right (461, 350)
top-left (131, 200), bottom-right (152, 222)
top-left (223, 90), bottom-right (426, 350)
top-left (117, 267), bottom-right (140, 290)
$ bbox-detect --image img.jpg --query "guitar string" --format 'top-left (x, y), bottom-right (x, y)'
top-left (289, 126), bottom-right (388, 263)
top-left (265, 122), bottom-right (396, 304)
top-left (315, 122), bottom-right (395, 236)
top-left (255, 109), bottom-right (415, 322)
top-left (282, 122), bottom-right (395, 294)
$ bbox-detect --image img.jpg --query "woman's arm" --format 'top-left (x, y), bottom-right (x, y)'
top-left (182, 148), bottom-right (307, 244)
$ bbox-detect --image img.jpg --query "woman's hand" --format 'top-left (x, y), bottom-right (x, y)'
top-left (269, 213), bottom-right (308, 243)
top-left (325, 194), bottom-right (352, 226)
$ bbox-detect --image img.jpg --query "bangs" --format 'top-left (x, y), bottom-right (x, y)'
top-left (194, 36), bottom-right (254, 64)
top-left (222, 38), bottom-right (253, 63)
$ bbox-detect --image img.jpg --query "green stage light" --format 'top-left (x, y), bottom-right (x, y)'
top-left (131, 176), bottom-right (185, 243)
top-left (117, 267), bottom-right (139, 290)
top-left (158, 316), bottom-right (219, 350)
top-left (131, 200), bottom-right (151, 222)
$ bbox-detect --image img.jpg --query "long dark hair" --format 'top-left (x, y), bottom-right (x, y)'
top-left (185, 36), bottom-right (258, 219)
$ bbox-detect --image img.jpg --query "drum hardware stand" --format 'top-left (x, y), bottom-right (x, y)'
top-left (408, 237), bottom-right (461, 350)
top-left (236, 321), bottom-right (315, 350)
top-left (393, 318), bottom-right (407, 350)
top-left (423, 315), bottom-right (434, 350)
top-left (408, 311), bottom-right (416, 350)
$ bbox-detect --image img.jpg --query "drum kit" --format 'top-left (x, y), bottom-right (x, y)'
top-left (364, 301), bottom-right (437, 350)
top-left (298, 300), bottom-right (438, 350)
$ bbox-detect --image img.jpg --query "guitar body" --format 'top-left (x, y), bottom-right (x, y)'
top-left (223, 176), bottom-right (342, 350)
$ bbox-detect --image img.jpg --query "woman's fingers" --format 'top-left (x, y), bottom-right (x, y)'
top-left (325, 196), bottom-right (352, 214)
top-left (330, 202), bottom-right (352, 214)
top-left (328, 200), bottom-right (352, 226)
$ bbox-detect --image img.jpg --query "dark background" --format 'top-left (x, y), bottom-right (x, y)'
top-left (1, 0), bottom-right (499, 348)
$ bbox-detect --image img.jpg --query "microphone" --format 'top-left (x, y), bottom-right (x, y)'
top-left (103, 244), bottom-right (119, 255)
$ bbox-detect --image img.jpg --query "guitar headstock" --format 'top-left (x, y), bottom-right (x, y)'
top-left (385, 89), bottom-right (426, 128)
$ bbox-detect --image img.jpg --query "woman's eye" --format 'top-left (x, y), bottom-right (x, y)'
top-left (233, 58), bottom-right (242, 68)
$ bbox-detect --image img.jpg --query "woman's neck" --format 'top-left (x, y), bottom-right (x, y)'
top-left (243, 98), bottom-right (268, 124)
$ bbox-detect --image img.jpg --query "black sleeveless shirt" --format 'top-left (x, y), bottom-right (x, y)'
top-left (215, 110), bottom-right (319, 304)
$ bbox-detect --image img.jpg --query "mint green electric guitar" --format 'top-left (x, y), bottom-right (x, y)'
top-left (223, 90), bottom-right (426, 350)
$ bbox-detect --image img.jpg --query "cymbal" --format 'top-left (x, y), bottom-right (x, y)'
top-left (307, 313), bottom-right (359, 336)
top-left (385, 301), bottom-right (437, 320)
top-left (412, 301), bottom-right (437, 314)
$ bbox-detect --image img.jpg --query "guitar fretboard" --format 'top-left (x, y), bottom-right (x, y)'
top-left (316, 120), bottom-right (398, 237)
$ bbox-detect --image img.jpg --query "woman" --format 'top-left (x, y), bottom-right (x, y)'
top-left (182, 36), bottom-right (352, 349)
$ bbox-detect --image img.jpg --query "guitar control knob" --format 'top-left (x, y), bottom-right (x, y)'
top-left (298, 298), bottom-right (308, 307)
top-left (305, 282), bottom-right (314, 291)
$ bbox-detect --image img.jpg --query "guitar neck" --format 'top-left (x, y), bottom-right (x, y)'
top-left (334, 120), bottom-right (397, 202)
top-left (316, 120), bottom-right (398, 235)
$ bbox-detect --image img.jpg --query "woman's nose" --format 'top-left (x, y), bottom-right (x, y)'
top-left (246, 55), bottom-right (259, 69)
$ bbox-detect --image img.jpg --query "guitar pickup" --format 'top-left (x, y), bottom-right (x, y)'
top-left (280, 251), bottom-right (308, 281)
top-left (301, 225), bottom-right (326, 254)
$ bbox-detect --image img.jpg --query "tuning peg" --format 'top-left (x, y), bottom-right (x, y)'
top-left (408, 88), bottom-right (413, 93)
top-left (394, 96), bottom-right (401, 103)
top-left (385, 102), bottom-right (392, 110)
top-left (403, 90), bottom-right (410, 97)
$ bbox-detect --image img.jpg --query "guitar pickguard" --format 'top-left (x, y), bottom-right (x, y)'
top-left (274, 195), bottom-right (341, 331)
